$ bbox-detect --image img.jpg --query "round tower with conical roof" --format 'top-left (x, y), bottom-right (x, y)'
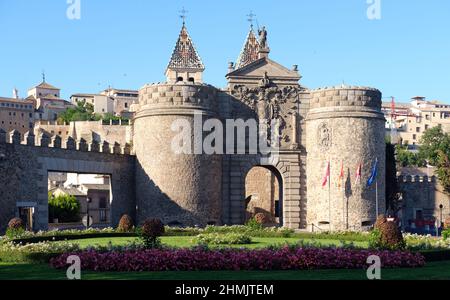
top-left (133, 22), bottom-right (222, 226)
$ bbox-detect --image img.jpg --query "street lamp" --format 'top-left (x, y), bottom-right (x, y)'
top-left (439, 204), bottom-right (444, 228)
top-left (86, 197), bottom-right (92, 229)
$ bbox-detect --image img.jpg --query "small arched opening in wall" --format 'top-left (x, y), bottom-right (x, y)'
top-left (244, 165), bottom-right (283, 227)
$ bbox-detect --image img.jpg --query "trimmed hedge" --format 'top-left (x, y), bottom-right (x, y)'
top-left (11, 232), bottom-right (136, 245)
top-left (418, 249), bottom-right (450, 262)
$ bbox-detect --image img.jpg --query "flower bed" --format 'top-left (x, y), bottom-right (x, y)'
top-left (50, 247), bottom-right (425, 271)
top-left (192, 233), bottom-right (252, 245)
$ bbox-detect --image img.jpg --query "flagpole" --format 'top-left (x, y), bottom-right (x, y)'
top-left (342, 169), bottom-right (345, 229)
top-left (328, 161), bottom-right (331, 231)
top-left (375, 178), bottom-right (379, 217)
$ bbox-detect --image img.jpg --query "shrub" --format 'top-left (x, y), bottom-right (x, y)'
top-left (0, 241), bottom-right (79, 263)
top-left (254, 213), bottom-right (269, 225)
top-left (6, 218), bottom-right (25, 239)
top-left (139, 218), bottom-right (165, 249)
top-left (404, 233), bottom-right (450, 250)
top-left (374, 215), bottom-right (387, 229)
top-left (371, 215), bottom-right (405, 250)
top-left (8, 218), bottom-right (24, 230)
top-left (443, 229), bottom-right (450, 241)
top-left (48, 194), bottom-right (80, 223)
top-left (444, 217), bottom-right (450, 230)
top-left (245, 218), bottom-right (263, 231)
top-left (117, 214), bottom-right (134, 233)
top-left (192, 233), bottom-right (252, 245)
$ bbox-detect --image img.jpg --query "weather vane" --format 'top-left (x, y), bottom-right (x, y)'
top-left (247, 11), bottom-right (256, 28)
top-left (179, 7), bottom-right (188, 25)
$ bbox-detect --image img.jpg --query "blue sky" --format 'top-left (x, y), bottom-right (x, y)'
top-left (0, 0), bottom-right (449, 103)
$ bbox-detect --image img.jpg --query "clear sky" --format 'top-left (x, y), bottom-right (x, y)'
top-left (0, 0), bottom-right (449, 103)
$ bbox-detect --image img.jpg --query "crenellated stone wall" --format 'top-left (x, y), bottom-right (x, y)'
top-left (0, 129), bottom-right (135, 233)
top-left (398, 175), bottom-right (450, 227)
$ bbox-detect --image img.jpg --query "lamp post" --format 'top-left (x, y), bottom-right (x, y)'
top-left (86, 197), bottom-right (92, 229)
top-left (439, 204), bottom-right (444, 228)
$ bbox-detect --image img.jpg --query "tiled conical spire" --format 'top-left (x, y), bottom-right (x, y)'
top-left (167, 23), bottom-right (204, 72)
top-left (235, 26), bottom-right (260, 70)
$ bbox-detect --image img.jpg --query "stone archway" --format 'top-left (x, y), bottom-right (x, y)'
top-left (222, 152), bottom-right (303, 229)
top-left (244, 165), bottom-right (283, 226)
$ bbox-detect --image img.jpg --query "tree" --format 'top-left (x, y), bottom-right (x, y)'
top-left (386, 142), bottom-right (400, 213)
top-left (419, 126), bottom-right (450, 166)
top-left (436, 150), bottom-right (450, 195)
top-left (48, 193), bottom-right (81, 223)
top-left (58, 100), bottom-right (99, 123)
top-left (395, 144), bottom-right (426, 167)
top-left (418, 126), bottom-right (450, 195)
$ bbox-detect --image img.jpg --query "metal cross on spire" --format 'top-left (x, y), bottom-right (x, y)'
top-left (179, 7), bottom-right (188, 25)
top-left (42, 70), bottom-right (46, 83)
top-left (247, 11), bottom-right (256, 28)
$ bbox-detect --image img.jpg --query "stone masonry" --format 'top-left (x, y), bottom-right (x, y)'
top-left (0, 24), bottom-right (388, 232)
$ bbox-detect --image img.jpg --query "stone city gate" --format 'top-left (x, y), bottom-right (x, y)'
top-left (222, 152), bottom-right (303, 229)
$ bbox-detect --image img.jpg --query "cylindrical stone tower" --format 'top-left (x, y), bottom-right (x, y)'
top-left (133, 82), bottom-right (222, 226)
top-left (306, 86), bottom-right (386, 231)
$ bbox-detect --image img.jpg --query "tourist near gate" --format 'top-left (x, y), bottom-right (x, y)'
top-left (0, 22), bottom-right (385, 233)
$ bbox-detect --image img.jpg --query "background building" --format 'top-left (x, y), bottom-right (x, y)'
top-left (100, 88), bottom-right (139, 118)
top-left (383, 96), bottom-right (450, 145)
top-left (0, 94), bottom-right (35, 136)
top-left (26, 80), bottom-right (74, 122)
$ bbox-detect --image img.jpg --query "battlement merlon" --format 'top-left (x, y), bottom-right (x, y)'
top-left (0, 129), bottom-right (133, 156)
top-left (397, 175), bottom-right (437, 183)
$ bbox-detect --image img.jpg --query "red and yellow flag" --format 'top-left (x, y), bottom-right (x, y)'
top-left (322, 161), bottom-right (330, 188)
top-left (338, 161), bottom-right (344, 189)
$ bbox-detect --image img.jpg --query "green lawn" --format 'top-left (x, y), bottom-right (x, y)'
top-left (68, 236), bottom-right (369, 249)
top-left (0, 261), bottom-right (449, 280)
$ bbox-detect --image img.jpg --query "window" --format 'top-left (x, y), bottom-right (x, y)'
top-left (425, 125), bottom-right (429, 130)
top-left (415, 210), bottom-right (424, 220)
top-left (176, 76), bottom-right (183, 82)
top-left (416, 127), bottom-right (420, 133)
top-left (29, 113), bottom-right (33, 118)
top-left (188, 77), bottom-right (195, 83)
top-left (99, 197), bottom-right (107, 209)
top-left (425, 115), bottom-right (430, 120)
top-left (124, 103), bottom-right (128, 108)
top-left (413, 134), bottom-right (417, 140)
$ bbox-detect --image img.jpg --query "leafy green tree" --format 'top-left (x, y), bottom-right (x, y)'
top-left (48, 193), bottom-right (81, 223)
top-left (58, 100), bottom-right (98, 123)
top-left (395, 144), bottom-right (426, 167)
top-left (419, 126), bottom-right (450, 166)
top-left (436, 150), bottom-right (450, 195)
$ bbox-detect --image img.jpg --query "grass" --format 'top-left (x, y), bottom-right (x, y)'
top-left (68, 236), bottom-right (369, 249)
top-left (0, 261), bottom-right (449, 280)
